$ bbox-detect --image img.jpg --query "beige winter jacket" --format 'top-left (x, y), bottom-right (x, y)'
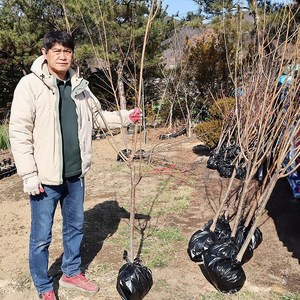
top-left (9, 55), bottom-right (131, 185)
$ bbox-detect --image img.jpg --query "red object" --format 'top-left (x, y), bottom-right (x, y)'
top-left (39, 290), bottom-right (56, 300)
top-left (59, 273), bottom-right (99, 292)
top-left (148, 164), bottom-right (177, 174)
top-left (129, 107), bottom-right (141, 124)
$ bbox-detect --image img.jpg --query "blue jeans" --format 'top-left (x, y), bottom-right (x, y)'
top-left (29, 176), bottom-right (84, 294)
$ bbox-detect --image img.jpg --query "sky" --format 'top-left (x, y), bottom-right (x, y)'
top-left (162, 0), bottom-right (199, 18)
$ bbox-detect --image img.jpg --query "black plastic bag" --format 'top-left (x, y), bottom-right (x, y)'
top-left (159, 128), bottom-right (186, 140)
top-left (225, 145), bottom-right (240, 159)
top-left (236, 220), bottom-right (263, 251)
top-left (187, 220), bottom-right (215, 262)
top-left (207, 153), bottom-right (219, 169)
top-left (217, 162), bottom-right (234, 178)
top-left (255, 160), bottom-right (269, 186)
top-left (203, 240), bottom-right (246, 293)
top-left (117, 149), bottom-right (132, 161)
top-left (234, 221), bottom-right (263, 264)
top-left (116, 251), bottom-right (153, 300)
top-left (187, 216), bottom-right (231, 263)
top-left (234, 224), bottom-right (253, 264)
top-left (117, 149), bottom-right (148, 162)
top-left (214, 215), bottom-right (231, 241)
top-left (204, 240), bottom-right (239, 263)
top-left (204, 257), bottom-right (246, 293)
top-left (235, 166), bottom-right (246, 181)
top-left (250, 226), bottom-right (263, 250)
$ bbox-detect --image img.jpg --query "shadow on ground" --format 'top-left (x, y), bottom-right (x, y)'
top-left (267, 178), bottom-right (300, 262)
top-left (48, 199), bottom-right (150, 295)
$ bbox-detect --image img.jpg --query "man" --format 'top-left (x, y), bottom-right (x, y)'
top-left (9, 30), bottom-right (139, 300)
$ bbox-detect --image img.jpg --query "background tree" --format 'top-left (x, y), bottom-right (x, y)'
top-left (61, 0), bottom-right (172, 110)
top-left (0, 0), bottom-right (73, 119)
top-left (193, 0), bottom-right (234, 19)
top-left (0, 0), bottom-right (172, 118)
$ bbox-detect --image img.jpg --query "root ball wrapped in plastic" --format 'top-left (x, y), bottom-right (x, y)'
top-left (203, 240), bottom-right (246, 293)
top-left (207, 150), bottom-right (219, 169)
top-left (234, 224), bottom-right (254, 264)
top-left (251, 226), bottom-right (263, 250)
top-left (235, 220), bottom-right (263, 264)
top-left (235, 166), bottom-right (246, 180)
top-left (205, 257), bottom-right (246, 293)
top-left (217, 162), bottom-right (234, 178)
top-left (226, 145), bottom-right (240, 159)
top-left (214, 215), bottom-right (231, 241)
top-left (187, 220), bottom-right (215, 262)
top-left (116, 251), bottom-right (153, 300)
top-left (187, 216), bottom-right (231, 263)
top-left (117, 149), bottom-right (132, 161)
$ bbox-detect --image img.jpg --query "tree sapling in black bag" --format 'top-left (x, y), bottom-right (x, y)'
top-left (116, 251), bottom-right (153, 300)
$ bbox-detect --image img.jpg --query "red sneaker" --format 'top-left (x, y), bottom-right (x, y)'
top-left (59, 273), bottom-right (99, 293)
top-left (38, 290), bottom-right (56, 300)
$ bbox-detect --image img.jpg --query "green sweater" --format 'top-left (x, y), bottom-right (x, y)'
top-left (58, 79), bottom-right (82, 178)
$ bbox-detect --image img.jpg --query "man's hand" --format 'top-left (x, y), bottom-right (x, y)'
top-left (129, 107), bottom-right (142, 124)
top-left (23, 174), bottom-right (44, 195)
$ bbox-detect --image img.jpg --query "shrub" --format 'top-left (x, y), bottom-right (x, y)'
top-left (194, 120), bottom-right (222, 149)
top-left (194, 98), bottom-right (235, 148)
top-left (208, 97), bottom-right (235, 120)
top-left (0, 124), bottom-right (10, 150)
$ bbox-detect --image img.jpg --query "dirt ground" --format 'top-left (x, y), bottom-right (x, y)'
top-left (0, 128), bottom-right (300, 300)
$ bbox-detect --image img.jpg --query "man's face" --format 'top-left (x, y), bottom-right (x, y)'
top-left (42, 42), bottom-right (73, 80)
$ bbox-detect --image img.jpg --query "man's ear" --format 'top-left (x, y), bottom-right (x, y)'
top-left (41, 47), bottom-right (47, 59)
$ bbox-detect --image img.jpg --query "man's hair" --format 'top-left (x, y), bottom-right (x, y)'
top-left (43, 31), bottom-right (75, 52)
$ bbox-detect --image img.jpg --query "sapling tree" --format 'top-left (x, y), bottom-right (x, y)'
top-left (209, 3), bottom-right (300, 262)
top-left (61, 0), bottom-right (163, 264)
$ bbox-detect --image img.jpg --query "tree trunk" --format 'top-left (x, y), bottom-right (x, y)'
top-left (185, 93), bottom-right (192, 138)
top-left (117, 59), bottom-right (127, 110)
top-left (168, 101), bottom-right (174, 129)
